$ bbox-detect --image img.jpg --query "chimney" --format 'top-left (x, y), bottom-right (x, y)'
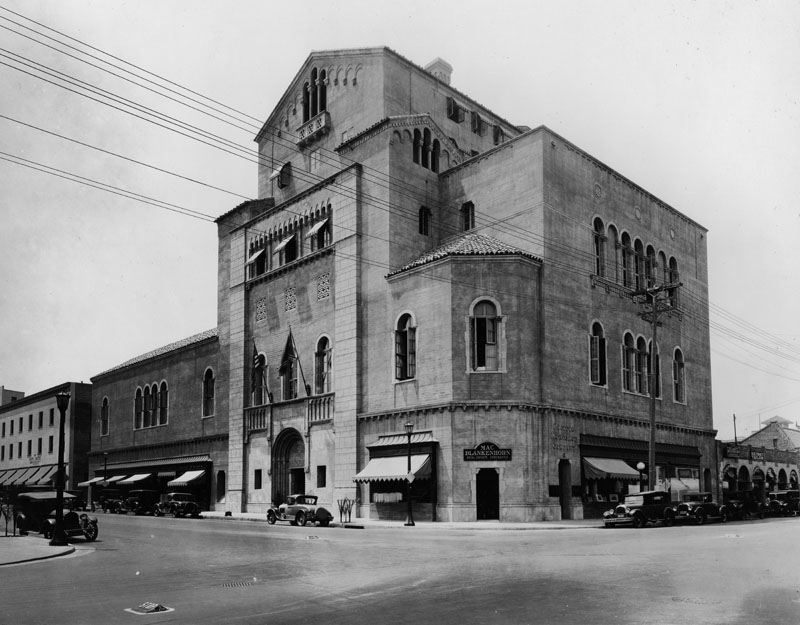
top-left (425, 57), bottom-right (453, 85)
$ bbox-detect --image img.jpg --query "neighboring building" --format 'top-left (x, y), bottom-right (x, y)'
top-left (0, 382), bottom-right (91, 491)
top-left (0, 386), bottom-right (24, 405)
top-left (216, 46), bottom-right (716, 522)
top-left (719, 417), bottom-right (800, 502)
top-left (88, 329), bottom-right (228, 511)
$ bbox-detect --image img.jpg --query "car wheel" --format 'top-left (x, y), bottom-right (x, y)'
top-left (267, 510), bottom-right (276, 525)
top-left (695, 510), bottom-right (706, 526)
top-left (296, 511), bottom-right (307, 527)
top-left (83, 524), bottom-right (98, 542)
top-left (720, 509), bottom-right (728, 523)
top-left (632, 514), bottom-right (645, 529)
top-left (663, 511), bottom-right (675, 527)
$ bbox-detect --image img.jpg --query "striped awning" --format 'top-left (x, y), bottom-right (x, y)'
top-left (582, 457), bottom-right (640, 482)
top-left (167, 470), bottom-right (206, 488)
top-left (118, 473), bottom-right (151, 484)
top-left (353, 455), bottom-right (431, 483)
top-left (33, 465), bottom-right (59, 485)
top-left (78, 477), bottom-right (106, 487)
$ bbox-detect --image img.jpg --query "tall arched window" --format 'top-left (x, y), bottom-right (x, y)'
top-left (395, 314), bottom-right (416, 381)
top-left (302, 81), bottom-right (310, 122)
top-left (471, 301), bottom-right (499, 371)
top-left (461, 201), bottom-right (475, 231)
top-left (636, 336), bottom-right (648, 395)
top-left (143, 385), bottom-right (153, 428)
top-left (419, 206), bottom-right (431, 236)
top-left (253, 353), bottom-right (267, 406)
top-left (315, 337), bottom-right (332, 394)
top-left (203, 368), bottom-right (215, 417)
top-left (101, 397), bottom-right (109, 436)
top-left (622, 333), bottom-right (635, 392)
top-left (608, 225), bottom-right (620, 283)
top-left (421, 129), bottom-right (431, 169)
top-left (621, 233), bottom-right (633, 288)
top-left (431, 139), bottom-right (440, 172)
top-left (646, 245), bottom-right (656, 288)
top-left (648, 341), bottom-right (661, 399)
top-left (134, 388), bottom-right (143, 429)
top-left (310, 68), bottom-right (318, 117)
top-left (159, 381), bottom-right (169, 425)
top-left (668, 257), bottom-right (680, 307)
top-left (413, 129), bottom-right (422, 164)
top-left (634, 239), bottom-right (645, 290)
top-left (673, 348), bottom-right (686, 403)
top-left (592, 218), bottom-right (606, 277)
top-left (318, 69), bottom-right (327, 112)
top-left (589, 322), bottom-right (607, 386)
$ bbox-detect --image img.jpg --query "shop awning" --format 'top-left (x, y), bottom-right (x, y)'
top-left (353, 454), bottom-right (431, 483)
top-left (23, 466), bottom-right (52, 486)
top-left (10, 467), bottom-right (39, 486)
top-left (33, 465), bottom-right (59, 485)
top-left (583, 457), bottom-right (640, 482)
top-left (101, 475), bottom-right (129, 485)
top-left (119, 473), bottom-right (151, 484)
top-left (78, 477), bottom-right (106, 487)
top-left (167, 470), bottom-right (206, 488)
top-left (0, 469), bottom-right (10, 484)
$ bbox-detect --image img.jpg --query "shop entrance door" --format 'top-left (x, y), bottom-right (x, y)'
top-left (476, 468), bottom-right (499, 520)
top-left (558, 459), bottom-right (573, 520)
top-left (290, 468), bottom-right (305, 494)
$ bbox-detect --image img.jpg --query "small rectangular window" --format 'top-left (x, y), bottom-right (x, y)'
top-left (446, 97), bottom-right (465, 123)
top-left (49, 408), bottom-right (54, 426)
top-left (37, 438), bottom-right (42, 455)
top-left (471, 111), bottom-right (486, 136)
top-left (28, 414), bottom-right (33, 430)
top-left (27, 440), bottom-right (32, 456)
top-left (38, 411), bottom-right (43, 429)
top-left (48, 435), bottom-right (53, 454)
top-left (254, 469), bottom-right (262, 490)
top-left (317, 466), bottom-right (327, 488)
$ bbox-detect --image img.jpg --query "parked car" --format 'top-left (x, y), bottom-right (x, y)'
top-left (674, 492), bottom-right (728, 525)
top-left (603, 490), bottom-right (675, 528)
top-left (14, 491), bottom-right (98, 541)
top-left (266, 494), bottom-right (333, 527)
top-left (156, 492), bottom-right (201, 518)
top-left (723, 491), bottom-right (765, 521)
top-left (122, 489), bottom-right (161, 515)
top-left (766, 490), bottom-right (800, 517)
top-left (99, 488), bottom-right (125, 513)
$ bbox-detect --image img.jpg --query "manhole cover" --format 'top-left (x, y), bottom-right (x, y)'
top-left (125, 602), bottom-right (174, 615)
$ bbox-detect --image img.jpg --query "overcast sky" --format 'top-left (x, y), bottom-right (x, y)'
top-left (1, 1), bottom-right (798, 441)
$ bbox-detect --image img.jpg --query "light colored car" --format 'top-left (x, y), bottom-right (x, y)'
top-left (267, 494), bottom-right (333, 527)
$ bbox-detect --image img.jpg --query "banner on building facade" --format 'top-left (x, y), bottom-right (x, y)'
top-left (464, 441), bottom-right (512, 461)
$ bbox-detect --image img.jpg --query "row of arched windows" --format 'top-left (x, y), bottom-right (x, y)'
top-left (252, 337), bottom-right (332, 405)
top-left (302, 67), bottom-right (327, 123)
top-left (592, 217), bottom-right (680, 306)
top-left (590, 322), bottom-right (686, 403)
top-left (412, 128), bottom-right (441, 172)
top-left (248, 212), bottom-right (333, 279)
top-left (99, 370), bottom-right (216, 436)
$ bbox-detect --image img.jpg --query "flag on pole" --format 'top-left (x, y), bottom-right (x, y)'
top-left (251, 340), bottom-right (261, 391)
top-left (279, 330), bottom-right (295, 375)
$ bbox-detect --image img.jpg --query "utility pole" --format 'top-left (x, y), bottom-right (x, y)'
top-left (635, 280), bottom-right (681, 491)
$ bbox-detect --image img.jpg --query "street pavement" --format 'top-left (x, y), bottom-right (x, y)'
top-left (1, 512), bottom-right (602, 565)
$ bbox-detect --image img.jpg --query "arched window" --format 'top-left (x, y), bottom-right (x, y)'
top-left (592, 218), bottom-right (606, 277)
top-left (668, 257), bottom-right (679, 308)
top-left (621, 233), bottom-right (633, 288)
top-left (589, 322), bottom-right (607, 386)
top-left (101, 397), bottom-right (109, 436)
top-left (471, 301), bottom-right (499, 371)
top-left (622, 333), bottom-right (635, 392)
top-left (159, 381), bottom-right (169, 425)
top-left (395, 314), bottom-right (417, 381)
top-left (636, 336), bottom-right (648, 394)
top-left (143, 385), bottom-right (153, 428)
top-left (315, 337), bottom-right (332, 394)
top-left (648, 340), bottom-right (661, 399)
top-left (318, 69), bottom-right (327, 112)
top-left (419, 206), bottom-right (431, 236)
top-left (461, 201), bottom-right (475, 231)
top-left (302, 81), bottom-right (310, 122)
top-left (134, 388), bottom-right (143, 429)
top-left (431, 139), bottom-right (440, 173)
top-left (279, 336), bottom-right (299, 401)
top-left (203, 369), bottom-right (215, 417)
top-left (673, 348), bottom-right (686, 403)
top-left (421, 129), bottom-right (431, 169)
top-left (253, 353), bottom-right (267, 406)
top-left (310, 68), bottom-right (318, 117)
top-left (608, 225), bottom-right (620, 283)
top-left (413, 129), bottom-right (422, 164)
top-left (634, 239), bottom-right (644, 290)
top-left (646, 245), bottom-right (656, 288)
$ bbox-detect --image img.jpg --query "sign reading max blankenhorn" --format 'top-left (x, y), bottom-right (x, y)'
top-left (464, 441), bottom-right (512, 461)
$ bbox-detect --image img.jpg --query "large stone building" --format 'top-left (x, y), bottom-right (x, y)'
top-left (216, 47), bottom-right (716, 521)
top-left (0, 382), bottom-right (91, 492)
top-left (87, 329), bottom-right (227, 510)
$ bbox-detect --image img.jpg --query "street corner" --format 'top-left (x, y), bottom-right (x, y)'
top-left (0, 535), bottom-right (75, 566)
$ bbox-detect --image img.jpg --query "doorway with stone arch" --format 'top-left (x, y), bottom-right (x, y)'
top-left (272, 428), bottom-right (305, 505)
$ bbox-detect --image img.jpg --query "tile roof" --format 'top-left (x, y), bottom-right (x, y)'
top-left (387, 232), bottom-right (541, 277)
top-left (93, 328), bottom-right (218, 378)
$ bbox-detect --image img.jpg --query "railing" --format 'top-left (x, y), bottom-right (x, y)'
top-left (296, 111), bottom-right (330, 147)
top-left (246, 406), bottom-right (269, 433)
top-left (309, 393), bottom-right (334, 423)
top-left (244, 392), bottom-right (334, 435)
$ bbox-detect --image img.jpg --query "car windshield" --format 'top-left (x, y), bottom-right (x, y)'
top-left (625, 496), bottom-right (643, 506)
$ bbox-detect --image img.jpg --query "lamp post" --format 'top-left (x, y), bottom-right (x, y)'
top-left (50, 391), bottom-right (70, 546)
top-left (404, 421), bottom-right (415, 527)
top-left (103, 452), bottom-right (108, 482)
top-left (636, 462), bottom-right (646, 492)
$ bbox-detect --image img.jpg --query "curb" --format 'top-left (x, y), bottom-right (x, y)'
top-left (0, 544), bottom-right (75, 567)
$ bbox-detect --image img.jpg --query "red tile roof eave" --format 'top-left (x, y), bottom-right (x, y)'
top-left (386, 250), bottom-right (542, 280)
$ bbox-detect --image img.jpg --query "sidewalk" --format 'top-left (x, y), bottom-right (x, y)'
top-left (0, 534), bottom-right (74, 566)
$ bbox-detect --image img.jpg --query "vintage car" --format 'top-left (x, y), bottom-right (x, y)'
top-left (156, 492), bottom-right (201, 518)
top-left (723, 491), bottom-right (766, 521)
top-left (765, 490), bottom-right (800, 517)
top-left (603, 490), bottom-right (675, 528)
top-left (99, 488), bottom-right (126, 513)
top-left (122, 489), bottom-right (161, 515)
top-left (266, 494), bottom-right (333, 527)
top-left (15, 491), bottom-right (98, 541)
top-left (674, 492), bottom-right (728, 525)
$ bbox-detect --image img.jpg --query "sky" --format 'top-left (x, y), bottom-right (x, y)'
top-left (0, 1), bottom-right (798, 441)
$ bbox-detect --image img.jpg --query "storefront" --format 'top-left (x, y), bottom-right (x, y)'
top-left (720, 444), bottom-right (799, 503)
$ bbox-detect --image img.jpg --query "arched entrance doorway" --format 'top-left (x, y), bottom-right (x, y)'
top-left (476, 468), bottom-right (499, 520)
top-left (737, 465), bottom-right (750, 493)
top-left (272, 429), bottom-right (305, 505)
top-left (558, 459), bottom-right (573, 520)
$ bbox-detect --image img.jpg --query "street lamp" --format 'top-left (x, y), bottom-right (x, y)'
top-left (50, 391), bottom-right (70, 546)
top-left (636, 462), bottom-right (646, 492)
top-left (404, 421), bottom-right (415, 527)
